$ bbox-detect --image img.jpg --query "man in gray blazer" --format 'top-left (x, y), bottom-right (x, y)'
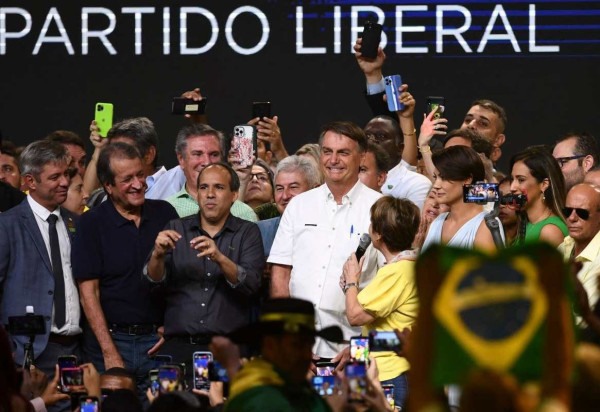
top-left (0, 140), bottom-right (81, 379)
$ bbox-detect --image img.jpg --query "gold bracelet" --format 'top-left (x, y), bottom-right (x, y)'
top-left (419, 145), bottom-right (431, 154)
top-left (402, 128), bottom-right (417, 136)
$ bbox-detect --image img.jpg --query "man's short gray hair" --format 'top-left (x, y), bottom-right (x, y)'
top-left (275, 155), bottom-right (321, 188)
top-left (174, 123), bottom-right (224, 160)
top-left (20, 140), bottom-right (70, 180)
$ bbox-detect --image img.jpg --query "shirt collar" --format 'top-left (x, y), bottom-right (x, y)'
top-left (146, 166), bottom-right (167, 190)
top-left (27, 195), bottom-right (60, 221)
top-left (105, 198), bottom-right (150, 227)
top-left (190, 212), bottom-right (240, 237)
top-left (575, 229), bottom-right (600, 262)
top-left (323, 180), bottom-right (364, 206)
top-left (174, 185), bottom-right (194, 200)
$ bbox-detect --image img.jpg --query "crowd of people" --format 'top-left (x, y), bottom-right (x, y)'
top-left (1, 38), bottom-right (600, 412)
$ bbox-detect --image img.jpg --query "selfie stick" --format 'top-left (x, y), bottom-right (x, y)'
top-left (23, 306), bottom-right (36, 369)
top-left (484, 201), bottom-right (504, 249)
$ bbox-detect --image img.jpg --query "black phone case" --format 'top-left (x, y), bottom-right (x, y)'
top-left (361, 21), bottom-right (383, 59)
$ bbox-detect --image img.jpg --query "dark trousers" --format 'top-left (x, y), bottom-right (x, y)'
top-left (83, 325), bottom-right (159, 409)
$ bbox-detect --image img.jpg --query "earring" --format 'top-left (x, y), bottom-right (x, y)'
top-left (541, 190), bottom-right (546, 201)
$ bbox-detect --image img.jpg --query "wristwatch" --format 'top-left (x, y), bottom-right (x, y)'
top-left (343, 282), bottom-right (358, 294)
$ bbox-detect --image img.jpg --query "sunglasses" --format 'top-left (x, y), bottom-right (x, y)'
top-left (562, 207), bottom-right (590, 220)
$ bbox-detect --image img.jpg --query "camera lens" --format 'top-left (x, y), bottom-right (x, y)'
top-left (98, 105), bottom-right (104, 111)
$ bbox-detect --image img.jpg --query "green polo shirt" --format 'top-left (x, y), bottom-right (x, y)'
top-left (166, 185), bottom-right (258, 222)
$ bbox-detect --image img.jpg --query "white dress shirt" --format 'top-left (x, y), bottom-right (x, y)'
top-left (381, 160), bottom-right (432, 210)
top-left (268, 181), bottom-right (383, 357)
top-left (27, 196), bottom-right (81, 335)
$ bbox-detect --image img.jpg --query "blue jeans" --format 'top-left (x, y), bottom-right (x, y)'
top-left (83, 327), bottom-right (159, 407)
top-left (381, 372), bottom-right (409, 410)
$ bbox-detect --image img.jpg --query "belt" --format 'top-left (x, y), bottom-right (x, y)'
top-left (48, 333), bottom-right (81, 346)
top-left (109, 324), bottom-right (157, 336)
top-left (170, 334), bottom-right (213, 345)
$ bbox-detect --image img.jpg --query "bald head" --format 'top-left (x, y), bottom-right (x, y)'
top-left (584, 169), bottom-right (600, 187)
top-left (565, 183), bottom-right (600, 247)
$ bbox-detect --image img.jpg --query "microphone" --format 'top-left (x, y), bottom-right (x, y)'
top-left (355, 233), bottom-right (372, 261)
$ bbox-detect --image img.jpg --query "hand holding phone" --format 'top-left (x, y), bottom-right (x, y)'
top-left (350, 337), bottom-right (370, 363)
top-left (384, 75), bottom-right (404, 112)
top-left (158, 365), bottom-right (183, 393)
top-left (79, 396), bottom-right (99, 412)
top-left (193, 352), bottom-right (213, 390)
top-left (346, 362), bottom-right (367, 402)
top-left (360, 21), bottom-right (383, 59)
top-left (172, 97), bottom-right (207, 115)
top-left (94, 103), bottom-right (113, 138)
top-left (252, 101), bottom-right (271, 120)
top-left (232, 125), bottom-right (257, 169)
top-left (463, 183), bottom-right (499, 203)
top-left (426, 96), bottom-right (445, 120)
top-left (369, 331), bottom-right (401, 352)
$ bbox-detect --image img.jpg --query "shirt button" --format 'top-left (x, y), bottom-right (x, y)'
top-left (207, 273), bottom-right (211, 277)
top-left (48, 290), bottom-right (53, 295)
top-left (332, 227), bottom-right (335, 230)
top-left (200, 320), bottom-right (204, 324)
top-left (328, 245), bottom-right (331, 248)
top-left (204, 288), bottom-right (208, 292)
top-left (322, 266), bottom-right (325, 269)
top-left (201, 303), bottom-right (205, 307)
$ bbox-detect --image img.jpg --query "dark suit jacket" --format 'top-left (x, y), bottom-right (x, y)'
top-left (0, 199), bottom-right (78, 363)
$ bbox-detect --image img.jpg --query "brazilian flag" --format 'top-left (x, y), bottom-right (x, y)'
top-left (417, 243), bottom-right (574, 387)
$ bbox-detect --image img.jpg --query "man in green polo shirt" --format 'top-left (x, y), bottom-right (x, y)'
top-left (166, 123), bottom-right (257, 221)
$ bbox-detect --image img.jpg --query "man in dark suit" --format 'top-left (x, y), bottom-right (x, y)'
top-left (0, 140), bottom-right (81, 379)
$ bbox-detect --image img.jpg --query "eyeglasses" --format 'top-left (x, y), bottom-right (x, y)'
top-left (555, 154), bottom-right (586, 168)
top-left (562, 207), bottom-right (590, 220)
top-left (251, 173), bottom-right (270, 183)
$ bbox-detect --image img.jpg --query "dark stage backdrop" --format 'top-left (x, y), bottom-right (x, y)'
top-left (1, 0), bottom-right (599, 171)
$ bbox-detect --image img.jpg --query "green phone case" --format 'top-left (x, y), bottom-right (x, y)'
top-left (94, 102), bottom-right (114, 138)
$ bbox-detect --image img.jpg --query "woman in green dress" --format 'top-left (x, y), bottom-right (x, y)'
top-left (509, 145), bottom-right (568, 246)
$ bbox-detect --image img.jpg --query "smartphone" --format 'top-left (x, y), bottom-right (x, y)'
top-left (57, 355), bottom-right (78, 392)
top-left (151, 354), bottom-right (173, 367)
top-left (369, 330), bottom-right (401, 352)
top-left (79, 396), bottom-right (99, 412)
top-left (232, 125), bottom-right (257, 168)
top-left (350, 336), bottom-right (369, 363)
top-left (60, 367), bottom-right (84, 393)
top-left (316, 361), bottom-right (336, 377)
top-left (158, 365), bottom-right (182, 393)
top-left (252, 101), bottom-right (271, 119)
top-left (149, 369), bottom-right (160, 397)
top-left (193, 351), bottom-right (213, 390)
top-left (346, 362), bottom-right (367, 402)
top-left (382, 384), bottom-right (395, 408)
top-left (172, 97), bottom-right (207, 115)
top-left (426, 96), bottom-right (445, 120)
top-left (463, 183), bottom-right (499, 203)
top-left (94, 102), bottom-right (113, 138)
top-left (360, 20), bottom-right (382, 59)
top-left (384, 75), bottom-right (404, 112)
top-left (311, 376), bottom-right (338, 397)
top-left (208, 360), bottom-right (229, 382)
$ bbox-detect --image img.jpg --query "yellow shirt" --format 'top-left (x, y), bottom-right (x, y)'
top-left (558, 231), bottom-right (600, 309)
top-left (357, 260), bottom-right (418, 380)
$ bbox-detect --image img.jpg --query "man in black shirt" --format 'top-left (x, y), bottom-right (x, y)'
top-left (72, 143), bottom-right (178, 400)
top-left (146, 162), bottom-right (263, 387)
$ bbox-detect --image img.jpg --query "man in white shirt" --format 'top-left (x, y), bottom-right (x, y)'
top-left (269, 121), bottom-right (382, 359)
